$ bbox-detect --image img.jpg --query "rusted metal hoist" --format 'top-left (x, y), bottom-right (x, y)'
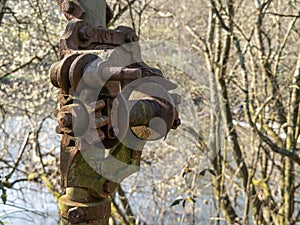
top-left (50, 1), bottom-right (180, 224)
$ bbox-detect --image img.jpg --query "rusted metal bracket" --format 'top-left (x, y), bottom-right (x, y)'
top-left (59, 19), bottom-right (138, 55)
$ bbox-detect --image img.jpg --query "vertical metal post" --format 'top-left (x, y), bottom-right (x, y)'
top-left (77, 0), bottom-right (106, 27)
top-left (59, 3), bottom-right (109, 225)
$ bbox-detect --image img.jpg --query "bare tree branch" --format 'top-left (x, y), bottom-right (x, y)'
top-left (0, 0), bottom-right (8, 26)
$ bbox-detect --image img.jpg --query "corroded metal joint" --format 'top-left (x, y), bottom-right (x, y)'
top-left (51, 48), bottom-right (180, 146)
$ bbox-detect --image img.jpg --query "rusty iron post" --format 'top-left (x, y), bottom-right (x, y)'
top-left (51, 1), bottom-right (180, 224)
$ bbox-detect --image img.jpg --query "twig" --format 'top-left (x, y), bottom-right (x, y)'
top-left (2, 178), bottom-right (30, 188)
top-left (2, 202), bottom-right (46, 217)
top-left (0, 55), bottom-right (41, 81)
top-left (108, 0), bottom-right (138, 26)
top-left (268, 12), bottom-right (300, 18)
top-left (0, 0), bottom-right (8, 26)
top-left (256, 128), bottom-right (300, 165)
top-left (208, 0), bottom-right (230, 32)
top-left (111, 196), bottom-right (131, 225)
top-left (126, 0), bottom-right (136, 31)
top-left (34, 116), bottom-right (52, 174)
top-left (5, 131), bottom-right (31, 180)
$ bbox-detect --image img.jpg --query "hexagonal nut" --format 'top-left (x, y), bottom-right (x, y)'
top-left (103, 181), bottom-right (118, 195)
top-left (67, 207), bottom-right (85, 224)
top-left (57, 112), bottom-right (72, 128)
top-left (79, 26), bottom-right (94, 41)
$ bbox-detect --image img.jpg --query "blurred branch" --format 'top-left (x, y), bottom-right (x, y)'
top-left (34, 115), bottom-right (52, 174)
top-left (135, 0), bottom-right (153, 36)
top-left (125, 0), bottom-right (136, 31)
top-left (117, 186), bottom-right (136, 222)
top-left (0, 55), bottom-right (42, 82)
top-left (255, 128), bottom-right (300, 165)
top-left (111, 185), bottom-right (143, 225)
top-left (111, 197), bottom-right (131, 225)
top-left (184, 24), bottom-right (208, 55)
top-left (2, 178), bottom-right (30, 188)
top-left (4, 6), bottom-right (26, 26)
top-left (108, 0), bottom-right (138, 26)
top-left (268, 11), bottom-right (300, 18)
top-left (2, 202), bottom-right (46, 217)
top-left (0, 0), bottom-right (7, 26)
top-left (273, 16), bottom-right (298, 77)
top-left (208, 0), bottom-right (230, 32)
top-left (5, 131), bottom-right (31, 181)
top-left (28, 0), bottom-right (59, 57)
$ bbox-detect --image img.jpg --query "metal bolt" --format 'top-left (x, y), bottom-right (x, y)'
top-left (67, 207), bottom-right (85, 224)
top-left (55, 125), bottom-right (64, 134)
top-left (103, 181), bottom-right (118, 194)
top-left (57, 112), bottom-right (72, 128)
top-left (79, 26), bottom-right (94, 41)
top-left (125, 34), bottom-right (138, 43)
top-left (132, 35), bottom-right (139, 42)
top-left (172, 118), bottom-right (181, 129)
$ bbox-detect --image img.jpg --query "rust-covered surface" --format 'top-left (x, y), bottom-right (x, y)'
top-left (51, 0), bottom-right (180, 224)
